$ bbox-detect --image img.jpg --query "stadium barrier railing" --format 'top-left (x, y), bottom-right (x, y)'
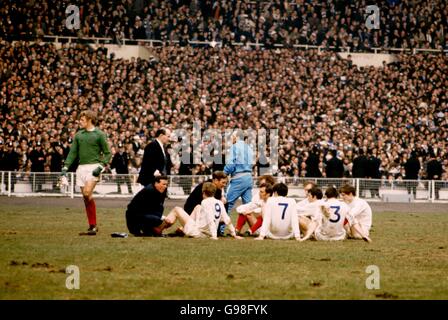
top-left (0, 171), bottom-right (447, 203)
top-left (39, 35), bottom-right (448, 55)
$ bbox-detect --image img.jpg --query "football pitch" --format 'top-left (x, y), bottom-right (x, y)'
top-left (0, 197), bottom-right (447, 300)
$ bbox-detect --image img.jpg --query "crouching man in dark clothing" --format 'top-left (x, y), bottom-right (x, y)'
top-left (126, 175), bottom-right (174, 236)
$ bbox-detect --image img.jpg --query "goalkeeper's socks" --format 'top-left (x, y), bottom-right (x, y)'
top-left (235, 214), bottom-right (247, 232)
top-left (85, 199), bottom-right (97, 226)
top-left (250, 216), bottom-right (263, 234)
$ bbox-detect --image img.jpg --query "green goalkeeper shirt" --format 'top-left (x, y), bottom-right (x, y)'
top-left (64, 128), bottom-right (111, 168)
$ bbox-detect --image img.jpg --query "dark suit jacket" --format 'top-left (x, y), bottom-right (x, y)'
top-left (126, 184), bottom-right (166, 218)
top-left (305, 153), bottom-right (322, 178)
top-left (367, 156), bottom-right (382, 179)
top-left (404, 157), bottom-right (420, 180)
top-left (125, 184), bottom-right (167, 234)
top-left (137, 140), bottom-right (170, 186)
top-left (326, 157), bottom-right (344, 178)
top-left (426, 159), bottom-right (443, 180)
top-left (111, 152), bottom-right (130, 174)
top-left (352, 155), bottom-right (369, 178)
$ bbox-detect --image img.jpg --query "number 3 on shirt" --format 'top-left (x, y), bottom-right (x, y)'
top-left (329, 206), bottom-right (341, 223)
top-left (214, 203), bottom-right (221, 219)
top-left (278, 203), bottom-right (288, 220)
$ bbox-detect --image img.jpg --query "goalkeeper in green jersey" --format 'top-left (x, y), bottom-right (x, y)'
top-left (61, 110), bottom-right (111, 235)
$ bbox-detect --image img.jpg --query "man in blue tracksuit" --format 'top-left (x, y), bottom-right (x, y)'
top-left (220, 132), bottom-right (254, 235)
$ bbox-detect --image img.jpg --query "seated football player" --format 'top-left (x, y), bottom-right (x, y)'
top-left (166, 182), bottom-right (243, 240)
top-left (299, 186), bottom-right (371, 242)
top-left (339, 184), bottom-right (373, 240)
top-left (234, 183), bottom-right (273, 236)
top-left (255, 183), bottom-right (301, 241)
top-left (297, 186), bottom-right (325, 235)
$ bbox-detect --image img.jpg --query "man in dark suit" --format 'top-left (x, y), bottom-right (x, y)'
top-left (28, 141), bottom-right (46, 192)
top-left (325, 149), bottom-right (344, 178)
top-left (3, 142), bottom-right (20, 193)
top-left (305, 146), bottom-right (322, 178)
top-left (404, 150), bottom-right (420, 198)
top-left (352, 149), bottom-right (369, 196)
top-left (125, 176), bottom-right (173, 236)
top-left (138, 128), bottom-right (172, 187)
top-left (111, 143), bottom-right (132, 194)
top-left (426, 153), bottom-right (443, 200)
top-left (178, 144), bottom-right (194, 195)
top-left (367, 149), bottom-right (381, 198)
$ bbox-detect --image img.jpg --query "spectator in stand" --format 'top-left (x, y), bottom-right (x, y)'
top-left (111, 142), bottom-right (133, 194)
top-left (325, 149), bottom-right (344, 179)
top-left (306, 146), bottom-right (322, 178)
top-left (28, 141), bottom-right (46, 192)
top-left (367, 149), bottom-right (381, 198)
top-left (404, 150), bottom-right (421, 199)
top-left (2, 142), bottom-right (20, 192)
top-left (426, 152), bottom-right (444, 200)
top-left (352, 149), bottom-right (369, 197)
top-left (48, 142), bottom-right (64, 191)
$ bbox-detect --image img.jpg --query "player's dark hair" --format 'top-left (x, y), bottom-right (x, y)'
top-left (259, 175), bottom-right (276, 186)
top-left (325, 186), bottom-right (338, 199)
top-left (202, 182), bottom-right (217, 197)
top-left (273, 183), bottom-right (288, 197)
top-left (154, 175), bottom-right (168, 184)
top-left (260, 183), bottom-right (274, 196)
top-left (309, 186), bottom-right (323, 199)
top-left (339, 184), bottom-right (356, 196)
top-left (212, 171), bottom-right (227, 180)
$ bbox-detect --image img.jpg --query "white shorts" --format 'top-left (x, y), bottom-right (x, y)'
top-left (76, 164), bottom-right (100, 187)
top-left (183, 219), bottom-right (206, 238)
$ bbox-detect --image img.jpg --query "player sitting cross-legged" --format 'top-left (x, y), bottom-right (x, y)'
top-left (234, 183), bottom-right (273, 237)
top-left (296, 181), bottom-right (317, 212)
top-left (299, 186), bottom-right (371, 242)
top-left (297, 186), bottom-right (325, 236)
top-left (166, 182), bottom-right (243, 240)
top-left (255, 183), bottom-right (301, 241)
top-left (339, 184), bottom-right (373, 241)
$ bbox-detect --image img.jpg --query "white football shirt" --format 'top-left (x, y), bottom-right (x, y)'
top-left (260, 196), bottom-right (300, 240)
top-left (296, 198), bottom-right (310, 217)
top-left (236, 193), bottom-right (264, 214)
top-left (196, 197), bottom-right (231, 238)
top-left (346, 197), bottom-right (372, 232)
top-left (315, 198), bottom-right (352, 241)
top-left (297, 198), bottom-right (326, 222)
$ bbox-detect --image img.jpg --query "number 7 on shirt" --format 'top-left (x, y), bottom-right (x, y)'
top-left (278, 203), bottom-right (288, 220)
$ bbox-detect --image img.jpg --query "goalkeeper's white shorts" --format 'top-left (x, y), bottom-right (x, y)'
top-left (76, 164), bottom-right (100, 187)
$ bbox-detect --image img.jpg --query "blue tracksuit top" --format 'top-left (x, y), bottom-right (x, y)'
top-left (224, 140), bottom-right (253, 176)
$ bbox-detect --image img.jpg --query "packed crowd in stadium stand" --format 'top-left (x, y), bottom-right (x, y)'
top-left (0, 0), bottom-right (447, 184)
top-left (1, 0), bottom-right (447, 50)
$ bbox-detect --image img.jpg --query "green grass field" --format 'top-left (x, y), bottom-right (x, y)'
top-left (0, 202), bottom-right (447, 300)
